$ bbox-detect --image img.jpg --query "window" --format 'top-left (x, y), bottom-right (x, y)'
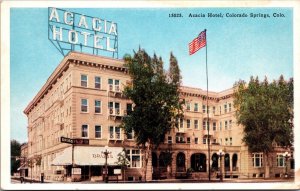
top-left (127, 129), bottom-right (134, 140)
top-left (194, 103), bottom-right (198, 112)
top-left (203, 137), bottom-right (207, 144)
top-left (82, 125), bottom-right (88, 138)
top-left (109, 126), bottom-right (122, 140)
top-left (186, 102), bottom-right (191, 111)
top-left (95, 125), bottom-right (101, 138)
top-left (81, 99), bottom-right (88, 112)
top-left (109, 126), bottom-right (114, 139)
top-left (277, 154), bottom-right (285, 167)
top-left (115, 127), bottom-right (121, 139)
top-left (229, 120), bottom-right (232, 129)
top-left (225, 121), bottom-right (228, 130)
top-left (225, 138), bottom-right (228, 145)
top-left (229, 103), bottom-right (232, 112)
top-left (108, 102), bottom-right (121, 115)
top-left (229, 137), bottom-right (232, 145)
top-left (108, 79), bottom-right (120, 92)
top-left (108, 79), bottom-right (114, 91)
top-left (213, 122), bottom-right (216, 131)
top-left (213, 106), bottom-right (216, 114)
top-left (219, 121), bottom-right (222, 131)
top-left (81, 74), bottom-right (88, 87)
top-left (202, 105), bottom-right (206, 113)
top-left (176, 135), bottom-right (185, 143)
top-left (187, 119), bottom-right (191, 128)
top-left (252, 153), bottom-right (263, 167)
top-left (115, 80), bottom-right (120, 92)
top-left (194, 120), bottom-right (199, 129)
top-left (126, 103), bottom-right (133, 115)
top-left (187, 137), bottom-right (191, 144)
top-left (179, 118), bottom-right (184, 129)
top-left (224, 104), bottom-right (227, 113)
top-left (115, 103), bottom-right (120, 115)
top-left (203, 121), bottom-right (206, 130)
top-left (195, 137), bottom-right (198, 144)
top-left (126, 149), bottom-right (141, 168)
top-left (95, 76), bottom-right (101, 89)
top-left (219, 106), bottom-right (222, 115)
top-left (95, 100), bottom-right (101, 113)
top-left (207, 106), bottom-right (210, 114)
top-left (168, 136), bottom-right (172, 144)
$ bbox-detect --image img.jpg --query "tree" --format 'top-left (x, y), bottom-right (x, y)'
top-left (233, 75), bottom-right (293, 178)
top-left (11, 139), bottom-right (21, 175)
top-left (121, 48), bottom-right (183, 181)
top-left (115, 148), bottom-right (130, 181)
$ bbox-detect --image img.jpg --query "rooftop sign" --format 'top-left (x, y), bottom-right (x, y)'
top-left (48, 7), bottom-right (118, 58)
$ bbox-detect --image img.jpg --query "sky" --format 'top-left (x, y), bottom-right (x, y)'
top-left (10, 7), bottom-right (293, 143)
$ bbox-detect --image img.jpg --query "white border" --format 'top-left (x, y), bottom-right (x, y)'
top-left (1, 0), bottom-right (300, 190)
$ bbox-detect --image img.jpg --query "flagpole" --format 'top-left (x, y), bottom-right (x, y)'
top-left (205, 29), bottom-right (211, 181)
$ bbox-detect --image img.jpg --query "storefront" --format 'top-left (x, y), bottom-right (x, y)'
top-left (51, 146), bottom-right (123, 182)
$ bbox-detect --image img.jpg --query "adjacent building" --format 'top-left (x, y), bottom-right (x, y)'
top-left (23, 51), bottom-right (294, 182)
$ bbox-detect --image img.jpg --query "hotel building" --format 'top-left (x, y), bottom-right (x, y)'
top-left (23, 51), bottom-right (294, 182)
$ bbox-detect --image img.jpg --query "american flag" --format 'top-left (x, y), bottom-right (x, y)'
top-left (189, 30), bottom-right (206, 55)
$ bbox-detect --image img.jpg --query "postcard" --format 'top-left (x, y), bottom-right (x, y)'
top-left (1, 0), bottom-right (299, 190)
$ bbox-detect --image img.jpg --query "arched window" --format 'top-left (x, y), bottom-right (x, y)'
top-left (224, 153), bottom-right (230, 171)
top-left (232, 153), bottom-right (238, 171)
top-left (211, 153), bottom-right (219, 171)
top-left (176, 152), bottom-right (186, 172)
top-left (191, 153), bottom-right (206, 172)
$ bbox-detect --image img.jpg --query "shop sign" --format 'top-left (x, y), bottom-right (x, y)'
top-left (48, 7), bottom-right (118, 57)
top-left (60, 136), bottom-right (73, 144)
top-left (60, 136), bottom-right (89, 145)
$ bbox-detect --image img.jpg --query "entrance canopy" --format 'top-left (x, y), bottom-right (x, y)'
top-left (51, 146), bottom-right (123, 166)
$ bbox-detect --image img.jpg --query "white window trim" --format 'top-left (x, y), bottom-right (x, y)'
top-left (109, 126), bottom-right (122, 140)
top-left (179, 118), bottom-right (184, 129)
top-left (252, 153), bottom-right (263, 168)
top-left (95, 76), bottom-right (101, 89)
top-left (95, 125), bottom-right (102, 139)
top-left (127, 149), bottom-right (142, 168)
top-left (81, 74), bottom-right (88, 87)
top-left (194, 119), bottom-right (199, 129)
top-left (81, 98), bottom-right (89, 113)
top-left (186, 102), bottom-right (191, 111)
top-left (95, 100), bottom-right (102, 114)
top-left (127, 130), bottom-right (134, 140)
top-left (81, 124), bottom-right (89, 138)
top-left (194, 103), bottom-right (199, 112)
top-left (108, 78), bottom-right (121, 92)
top-left (276, 153), bottom-right (286, 167)
top-left (109, 102), bottom-right (121, 116)
top-left (187, 119), bottom-right (191, 128)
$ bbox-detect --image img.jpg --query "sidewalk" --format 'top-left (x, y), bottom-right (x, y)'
top-left (12, 176), bottom-right (295, 184)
